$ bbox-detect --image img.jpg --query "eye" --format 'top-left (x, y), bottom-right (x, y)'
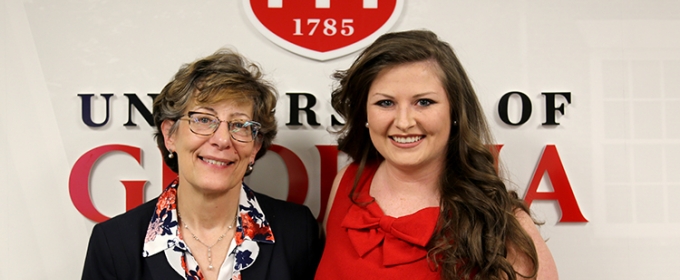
top-left (230, 121), bottom-right (247, 131)
top-left (416, 99), bottom-right (435, 106)
top-left (188, 112), bottom-right (218, 125)
top-left (196, 116), bottom-right (214, 124)
top-left (375, 100), bottom-right (394, 107)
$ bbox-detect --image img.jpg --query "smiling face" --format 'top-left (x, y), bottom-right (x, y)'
top-left (162, 99), bottom-right (261, 195)
top-left (366, 60), bottom-right (451, 171)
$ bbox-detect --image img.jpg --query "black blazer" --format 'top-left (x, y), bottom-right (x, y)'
top-left (82, 192), bottom-right (322, 280)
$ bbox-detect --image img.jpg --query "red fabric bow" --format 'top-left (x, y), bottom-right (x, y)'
top-left (341, 202), bottom-right (440, 266)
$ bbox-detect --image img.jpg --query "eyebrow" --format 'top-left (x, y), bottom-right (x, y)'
top-left (413, 92), bottom-right (438, 98)
top-left (229, 112), bottom-right (252, 119)
top-left (192, 107), bottom-right (252, 119)
top-left (370, 92), bottom-right (439, 99)
top-left (370, 93), bottom-right (393, 99)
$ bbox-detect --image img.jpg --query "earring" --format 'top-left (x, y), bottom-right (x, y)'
top-left (365, 122), bottom-right (369, 128)
top-left (453, 120), bottom-right (458, 126)
top-left (168, 150), bottom-right (174, 158)
top-left (247, 163), bottom-right (254, 173)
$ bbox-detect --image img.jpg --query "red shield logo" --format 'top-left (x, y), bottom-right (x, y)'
top-left (243, 0), bottom-right (404, 61)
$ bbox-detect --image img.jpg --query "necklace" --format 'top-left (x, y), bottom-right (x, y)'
top-left (179, 213), bottom-right (236, 270)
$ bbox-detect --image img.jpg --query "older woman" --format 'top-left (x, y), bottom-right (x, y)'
top-left (82, 49), bottom-right (321, 280)
top-left (315, 30), bottom-right (558, 279)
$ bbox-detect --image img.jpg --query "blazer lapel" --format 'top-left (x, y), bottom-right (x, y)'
top-left (240, 241), bottom-right (275, 279)
top-left (144, 253), bottom-right (185, 280)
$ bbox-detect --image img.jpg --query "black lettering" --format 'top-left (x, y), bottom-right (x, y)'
top-left (286, 92), bottom-right (320, 126)
top-left (79, 93), bottom-right (113, 127)
top-left (542, 92), bottom-right (571, 125)
top-left (498, 91), bottom-right (532, 126)
top-left (124, 93), bottom-right (155, 127)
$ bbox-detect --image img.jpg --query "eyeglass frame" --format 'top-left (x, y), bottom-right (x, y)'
top-left (181, 111), bottom-right (262, 143)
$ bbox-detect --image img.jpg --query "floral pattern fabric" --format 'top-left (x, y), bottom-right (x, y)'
top-left (142, 179), bottom-right (275, 280)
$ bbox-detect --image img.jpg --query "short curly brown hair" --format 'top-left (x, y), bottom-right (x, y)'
top-left (152, 48), bottom-right (278, 174)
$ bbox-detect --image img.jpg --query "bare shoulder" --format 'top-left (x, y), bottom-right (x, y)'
top-left (322, 164), bottom-right (350, 232)
top-left (507, 209), bottom-right (559, 280)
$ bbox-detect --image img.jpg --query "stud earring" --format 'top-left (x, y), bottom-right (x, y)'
top-left (453, 120), bottom-right (458, 126)
top-left (365, 122), bottom-right (369, 128)
top-left (168, 150), bottom-right (174, 158)
top-left (247, 163), bottom-right (254, 173)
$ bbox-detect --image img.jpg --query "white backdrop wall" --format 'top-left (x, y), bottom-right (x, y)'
top-left (1, 0), bottom-right (679, 279)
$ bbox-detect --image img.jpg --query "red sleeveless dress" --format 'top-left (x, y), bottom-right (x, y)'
top-left (315, 162), bottom-right (441, 279)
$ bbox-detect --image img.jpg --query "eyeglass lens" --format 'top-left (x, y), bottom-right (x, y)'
top-left (186, 112), bottom-right (259, 142)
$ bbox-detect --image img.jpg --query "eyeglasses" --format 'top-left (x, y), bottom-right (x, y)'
top-left (182, 111), bottom-right (261, 143)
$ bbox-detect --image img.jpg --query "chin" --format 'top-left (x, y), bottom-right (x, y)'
top-left (200, 177), bottom-right (241, 191)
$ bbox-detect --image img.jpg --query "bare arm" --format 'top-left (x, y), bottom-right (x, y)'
top-left (322, 165), bottom-right (349, 233)
top-left (507, 210), bottom-right (559, 280)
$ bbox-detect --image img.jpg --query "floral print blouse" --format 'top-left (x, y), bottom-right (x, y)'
top-left (142, 179), bottom-right (275, 280)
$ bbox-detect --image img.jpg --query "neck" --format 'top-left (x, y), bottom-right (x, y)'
top-left (176, 182), bottom-right (240, 230)
top-left (379, 160), bottom-right (443, 198)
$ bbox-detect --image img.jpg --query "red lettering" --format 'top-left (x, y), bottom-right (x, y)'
top-left (269, 145), bottom-right (309, 205)
top-left (523, 145), bottom-right (588, 222)
top-left (69, 145), bottom-right (143, 223)
top-left (490, 144), bottom-right (504, 171)
top-left (121, 180), bottom-right (147, 211)
top-left (70, 143), bottom-right (587, 225)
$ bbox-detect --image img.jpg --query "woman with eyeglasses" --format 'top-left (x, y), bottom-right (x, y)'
top-left (82, 49), bottom-right (322, 280)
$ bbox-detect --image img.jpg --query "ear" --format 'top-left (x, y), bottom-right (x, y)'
top-left (248, 140), bottom-right (262, 164)
top-left (161, 119), bottom-right (177, 152)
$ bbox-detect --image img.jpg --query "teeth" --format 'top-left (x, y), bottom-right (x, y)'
top-left (392, 136), bottom-right (422, 143)
top-left (202, 158), bottom-right (228, 166)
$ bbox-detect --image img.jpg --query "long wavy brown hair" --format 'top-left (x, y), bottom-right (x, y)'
top-left (331, 30), bottom-right (539, 280)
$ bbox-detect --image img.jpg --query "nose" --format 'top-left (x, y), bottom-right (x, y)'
top-left (394, 105), bottom-right (415, 131)
top-left (209, 121), bottom-right (234, 149)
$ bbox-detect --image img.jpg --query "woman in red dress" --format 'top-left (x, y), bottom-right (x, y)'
top-left (315, 30), bottom-right (558, 280)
